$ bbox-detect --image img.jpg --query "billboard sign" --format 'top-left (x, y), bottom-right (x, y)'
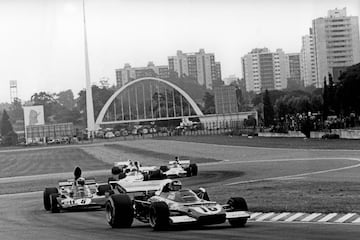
top-left (23, 105), bottom-right (45, 126)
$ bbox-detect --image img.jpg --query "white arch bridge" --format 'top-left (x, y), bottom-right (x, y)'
top-left (95, 77), bottom-right (204, 126)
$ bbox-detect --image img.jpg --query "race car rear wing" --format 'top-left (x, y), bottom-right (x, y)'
top-left (113, 161), bottom-right (130, 167)
top-left (58, 178), bottom-right (96, 187)
top-left (110, 179), bottom-right (171, 195)
top-left (169, 160), bottom-right (190, 165)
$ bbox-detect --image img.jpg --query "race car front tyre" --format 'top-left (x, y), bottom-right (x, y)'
top-left (227, 197), bottom-right (248, 227)
top-left (106, 194), bottom-right (134, 228)
top-left (190, 163), bottom-right (198, 176)
top-left (50, 193), bottom-right (60, 213)
top-left (149, 201), bottom-right (170, 231)
top-left (43, 188), bottom-right (58, 211)
top-left (186, 163), bottom-right (198, 177)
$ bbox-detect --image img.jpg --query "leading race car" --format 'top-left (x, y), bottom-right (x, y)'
top-left (105, 179), bottom-right (250, 230)
top-left (111, 160), bottom-right (165, 182)
top-left (43, 167), bottom-right (111, 213)
top-left (160, 159), bottom-right (198, 178)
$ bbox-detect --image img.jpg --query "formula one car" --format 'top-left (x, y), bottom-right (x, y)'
top-left (160, 159), bottom-right (198, 178)
top-left (111, 160), bottom-right (165, 182)
top-left (43, 167), bottom-right (111, 213)
top-left (111, 159), bottom-right (198, 181)
top-left (105, 179), bottom-right (250, 230)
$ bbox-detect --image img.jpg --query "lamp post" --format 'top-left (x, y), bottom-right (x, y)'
top-left (82, 0), bottom-right (96, 139)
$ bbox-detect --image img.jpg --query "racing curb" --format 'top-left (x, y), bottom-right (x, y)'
top-left (250, 212), bottom-right (360, 224)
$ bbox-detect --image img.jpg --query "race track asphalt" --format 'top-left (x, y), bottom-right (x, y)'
top-left (0, 192), bottom-right (359, 240)
top-left (1, 140), bottom-right (360, 239)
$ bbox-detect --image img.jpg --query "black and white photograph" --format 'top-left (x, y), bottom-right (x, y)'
top-left (0, 0), bottom-right (360, 239)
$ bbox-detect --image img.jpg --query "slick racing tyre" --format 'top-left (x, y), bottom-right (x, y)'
top-left (111, 166), bottom-right (122, 175)
top-left (160, 166), bottom-right (169, 172)
top-left (149, 201), bottom-right (170, 231)
top-left (43, 188), bottom-right (58, 211)
top-left (149, 169), bottom-right (162, 180)
top-left (190, 163), bottom-right (198, 176)
top-left (50, 193), bottom-right (60, 213)
top-left (227, 197), bottom-right (248, 227)
top-left (186, 163), bottom-right (198, 177)
top-left (97, 184), bottom-right (112, 196)
top-left (106, 194), bottom-right (134, 228)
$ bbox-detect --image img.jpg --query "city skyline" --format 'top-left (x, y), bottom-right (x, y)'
top-left (0, 0), bottom-right (360, 103)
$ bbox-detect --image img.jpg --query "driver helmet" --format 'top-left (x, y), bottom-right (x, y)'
top-left (77, 177), bottom-right (85, 186)
top-left (169, 180), bottom-right (182, 191)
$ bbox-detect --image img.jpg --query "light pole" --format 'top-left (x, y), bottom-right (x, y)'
top-left (82, 0), bottom-right (96, 139)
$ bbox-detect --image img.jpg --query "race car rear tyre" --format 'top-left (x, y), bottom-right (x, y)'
top-left (190, 163), bottom-right (198, 176)
top-left (160, 166), bottom-right (169, 172)
top-left (149, 169), bottom-right (162, 180)
top-left (149, 201), bottom-right (170, 231)
top-left (106, 194), bottom-right (134, 228)
top-left (118, 172), bottom-right (126, 180)
top-left (111, 166), bottom-right (122, 175)
top-left (143, 173), bottom-right (150, 181)
top-left (97, 184), bottom-right (111, 196)
top-left (50, 193), bottom-right (60, 213)
top-left (43, 187), bottom-right (58, 211)
top-left (227, 197), bottom-right (248, 227)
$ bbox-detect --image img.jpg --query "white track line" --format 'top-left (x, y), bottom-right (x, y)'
top-left (335, 213), bottom-right (357, 223)
top-left (352, 217), bottom-right (360, 223)
top-left (301, 213), bottom-right (322, 222)
top-left (226, 158), bottom-right (360, 186)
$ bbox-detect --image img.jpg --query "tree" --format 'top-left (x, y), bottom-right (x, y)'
top-left (57, 90), bottom-right (75, 110)
top-left (76, 85), bottom-right (115, 125)
top-left (337, 63), bottom-right (360, 115)
top-left (263, 89), bottom-right (274, 127)
top-left (1, 110), bottom-right (13, 136)
top-left (8, 98), bottom-right (24, 123)
top-left (235, 87), bottom-right (243, 111)
top-left (322, 80), bottom-right (329, 120)
top-left (31, 92), bottom-right (57, 122)
top-left (0, 110), bottom-right (17, 145)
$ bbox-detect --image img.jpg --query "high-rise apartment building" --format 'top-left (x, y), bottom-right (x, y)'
top-left (242, 48), bottom-right (288, 93)
top-left (312, 8), bottom-right (360, 87)
top-left (300, 29), bottom-right (318, 87)
top-left (168, 49), bottom-right (220, 89)
top-left (115, 62), bottom-right (169, 87)
top-left (286, 53), bottom-right (302, 89)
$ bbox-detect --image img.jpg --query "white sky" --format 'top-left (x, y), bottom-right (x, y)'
top-left (0, 0), bottom-right (359, 103)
